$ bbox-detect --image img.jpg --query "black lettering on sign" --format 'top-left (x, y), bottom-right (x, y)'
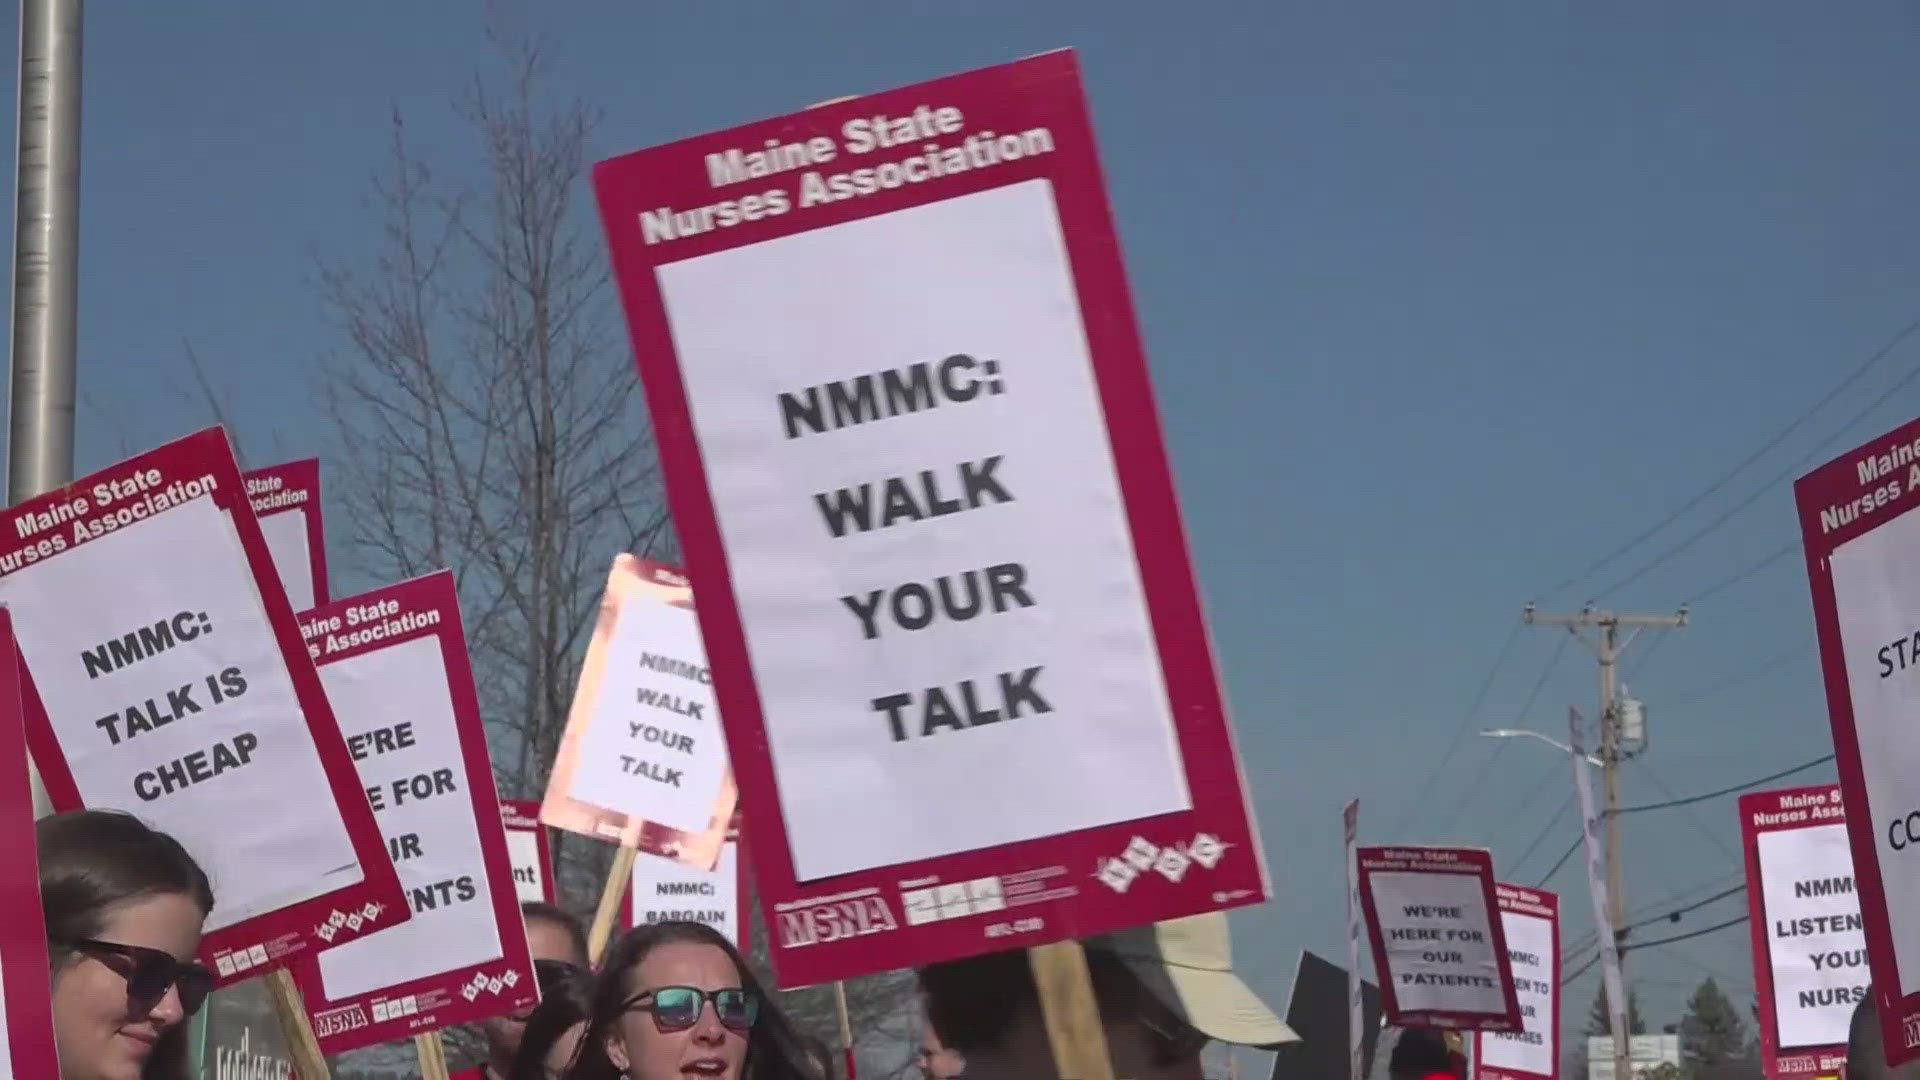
top-left (778, 355), bottom-right (1003, 440)
top-left (387, 768), bottom-right (458, 808)
top-left (1389, 928), bottom-right (1444, 942)
top-left (513, 865), bottom-right (537, 885)
top-left (386, 833), bottom-right (424, 863)
top-left (621, 756), bottom-right (684, 787)
top-left (1800, 985), bottom-right (1869, 1010)
top-left (658, 881), bottom-right (716, 897)
top-left (1810, 949), bottom-right (1869, 972)
top-left (409, 875), bottom-right (478, 914)
top-left (637, 687), bottom-right (704, 721)
top-left (81, 611), bottom-right (212, 679)
top-left (812, 456), bottom-right (1013, 538)
top-left (349, 722), bottom-right (417, 761)
top-left (1403, 905), bottom-right (1464, 919)
top-left (95, 683), bottom-right (200, 745)
top-left (872, 666), bottom-right (1051, 742)
top-left (1794, 876), bottom-right (1854, 899)
top-left (839, 562), bottom-right (1035, 640)
top-left (133, 732), bottom-right (260, 801)
top-left (627, 722), bottom-right (696, 754)
top-left (639, 653), bottom-right (711, 684)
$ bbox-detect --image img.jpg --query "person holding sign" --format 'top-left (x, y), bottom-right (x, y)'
top-left (919, 913), bottom-right (1294, 1080)
top-left (39, 809), bottom-right (216, 1080)
top-left (571, 921), bottom-right (823, 1080)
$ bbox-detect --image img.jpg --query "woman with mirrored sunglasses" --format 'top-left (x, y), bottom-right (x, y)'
top-left (571, 920), bottom-right (826, 1080)
top-left (38, 809), bottom-right (216, 1080)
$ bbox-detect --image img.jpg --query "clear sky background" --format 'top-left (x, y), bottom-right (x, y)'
top-left (6, 0), bottom-right (1919, 1068)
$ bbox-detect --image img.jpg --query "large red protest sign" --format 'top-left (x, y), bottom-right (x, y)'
top-left (501, 799), bottom-right (556, 904)
top-left (593, 48), bottom-right (1267, 986)
top-left (1474, 885), bottom-right (1559, 1080)
top-left (0, 610), bottom-right (60, 1077)
top-left (292, 572), bottom-right (537, 1052)
top-left (540, 555), bottom-right (736, 869)
top-left (1741, 785), bottom-right (1861, 1080)
top-left (243, 459), bottom-right (328, 611)
top-left (1796, 417), bottom-right (1920, 1063)
top-left (1355, 847), bottom-right (1520, 1032)
top-left (0, 428), bottom-right (404, 984)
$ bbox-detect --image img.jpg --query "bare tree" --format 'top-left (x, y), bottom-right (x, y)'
top-left (313, 19), bottom-right (670, 1074)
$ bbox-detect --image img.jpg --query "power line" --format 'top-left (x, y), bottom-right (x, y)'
top-left (1535, 317), bottom-right (1920, 602)
top-left (1385, 622), bottom-right (1523, 840)
top-left (1563, 953), bottom-right (1599, 985)
top-left (1620, 884), bottom-right (1744, 934)
top-left (1510, 794), bottom-right (1573, 873)
top-left (1622, 914), bottom-right (1748, 951)
top-left (1595, 324), bottom-right (1920, 599)
top-left (1613, 755), bottom-right (1836, 815)
top-left (1664, 643), bottom-right (1809, 710)
top-left (1537, 837), bottom-right (1580, 886)
top-left (1431, 635), bottom-right (1571, 838)
top-left (1685, 542), bottom-right (1797, 606)
top-left (1631, 760), bottom-right (1739, 862)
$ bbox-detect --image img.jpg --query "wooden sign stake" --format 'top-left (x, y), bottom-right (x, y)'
top-left (416, 1030), bottom-right (452, 1080)
top-left (588, 845), bottom-right (639, 961)
top-left (833, 980), bottom-right (857, 1079)
top-left (1028, 940), bottom-right (1116, 1080)
top-left (261, 968), bottom-right (331, 1079)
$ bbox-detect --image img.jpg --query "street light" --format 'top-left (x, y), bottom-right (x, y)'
top-left (1478, 728), bottom-right (1603, 768)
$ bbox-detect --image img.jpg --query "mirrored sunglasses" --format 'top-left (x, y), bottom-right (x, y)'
top-left (623, 985), bottom-right (758, 1034)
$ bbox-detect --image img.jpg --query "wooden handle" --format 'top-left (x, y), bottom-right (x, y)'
top-left (416, 1030), bottom-right (450, 1080)
top-left (261, 968), bottom-right (330, 1079)
top-left (1028, 940), bottom-right (1115, 1080)
top-left (588, 845), bottom-right (639, 962)
top-left (833, 980), bottom-right (855, 1079)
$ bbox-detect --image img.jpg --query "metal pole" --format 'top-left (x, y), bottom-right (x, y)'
top-left (11, 0), bottom-right (84, 818)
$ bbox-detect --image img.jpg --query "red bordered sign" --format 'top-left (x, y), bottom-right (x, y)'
top-left (243, 459), bottom-right (329, 611)
top-left (622, 827), bottom-right (751, 952)
top-left (1741, 784), bottom-right (1859, 1080)
top-left (0, 609), bottom-right (60, 1075)
top-left (0, 427), bottom-right (404, 985)
top-left (292, 571), bottom-right (537, 1053)
top-left (501, 799), bottom-right (557, 905)
top-left (1355, 846), bottom-right (1521, 1032)
top-left (1474, 885), bottom-right (1559, 1080)
top-left (1796, 416), bottom-right (1920, 1064)
top-left (593, 48), bottom-right (1267, 986)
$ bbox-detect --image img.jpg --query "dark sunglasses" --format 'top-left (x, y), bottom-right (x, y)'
top-left (622, 985), bottom-right (758, 1034)
top-left (60, 939), bottom-right (214, 1018)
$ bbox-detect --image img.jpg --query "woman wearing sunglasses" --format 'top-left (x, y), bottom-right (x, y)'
top-left (38, 809), bottom-right (216, 1080)
top-left (572, 921), bottom-right (824, 1080)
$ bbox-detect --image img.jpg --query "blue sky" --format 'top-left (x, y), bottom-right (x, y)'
top-left (8, 0), bottom-right (1920, 1061)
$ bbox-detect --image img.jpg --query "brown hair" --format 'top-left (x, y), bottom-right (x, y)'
top-left (37, 809), bottom-right (215, 1080)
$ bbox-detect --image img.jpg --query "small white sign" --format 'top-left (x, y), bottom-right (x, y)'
top-left (316, 634), bottom-right (501, 1000)
top-left (1477, 898), bottom-right (1557, 1077)
top-left (1758, 823), bottom-right (1867, 1048)
top-left (257, 512), bottom-right (316, 614)
top-left (662, 178), bottom-right (1192, 880)
top-left (630, 840), bottom-right (741, 946)
top-left (503, 827), bottom-right (547, 905)
top-left (569, 594), bottom-right (727, 835)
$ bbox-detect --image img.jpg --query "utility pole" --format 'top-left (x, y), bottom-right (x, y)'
top-left (11, 0), bottom-right (85, 819)
top-left (1523, 604), bottom-right (1686, 1080)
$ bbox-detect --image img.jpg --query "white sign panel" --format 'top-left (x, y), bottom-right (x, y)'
top-left (6, 496), bottom-right (360, 929)
top-left (315, 634), bottom-right (501, 999)
top-left (661, 178), bottom-right (1192, 880)
top-left (569, 591), bottom-right (727, 835)
top-left (1476, 887), bottom-right (1558, 1080)
top-left (629, 839), bottom-right (742, 946)
top-left (1357, 847), bottom-right (1519, 1031)
top-left (257, 512), bottom-right (316, 613)
top-left (1827, 506), bottom-right (1920, 995)
top-left (1759, 823), bottom-right (1867, 1048)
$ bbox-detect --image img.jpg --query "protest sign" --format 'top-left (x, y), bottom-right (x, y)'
top-left (1474, 885), bottom-right (1559, 1080)
top-left (1741, 785), bottom-right (1861, 1080)
top-left (0, 427), bottom-right (403, 983)
top-left (1355, 846), bottom-right (1520, 1031)
top-left (624, 831), bottom-right (748, 947)
top-left (291, 572), bottom-right (537, 1052)
top-left (1796, 416), bottom-right (1920, 1063)
top-left (0, 610), bottom-right (60, 1077)
top-left (541, 555), bottom-right (736, 869)
top-left (593, 47), bottom-right (1267, 986)
top-left (243, 459), bottom-right (328, 611)
top-left (502, 799), bottom-right (556, 904)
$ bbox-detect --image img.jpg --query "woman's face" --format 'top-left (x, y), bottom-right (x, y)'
top-left (607, 940), bottom-right (751, 1080)
top-left (539, 1020), bottom-right (586, 1079)
top-left (51, 892), bottom-right (205, 1080)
